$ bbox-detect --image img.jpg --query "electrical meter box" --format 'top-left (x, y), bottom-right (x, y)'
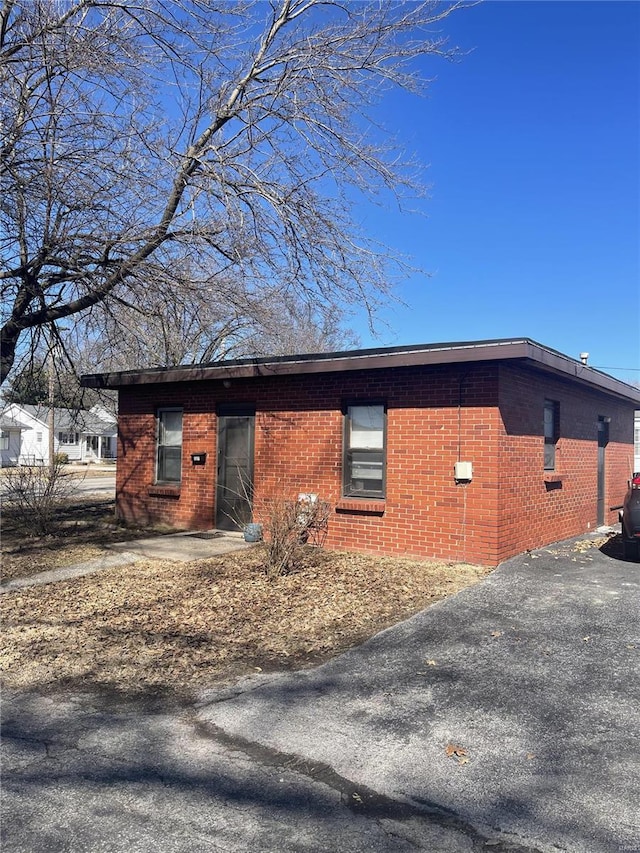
top-left (454, 461), bottom-right (473, 481)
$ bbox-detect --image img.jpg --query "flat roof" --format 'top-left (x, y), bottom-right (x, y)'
top-left (81, 337), bottom-right (640, 404)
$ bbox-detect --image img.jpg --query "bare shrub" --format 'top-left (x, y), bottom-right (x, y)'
top-left (218, 472), bottom-right (332, 578)
top-left (260, 494), bottom-right (331, 578)
top-left (1, 460), bottom-right (76, 536)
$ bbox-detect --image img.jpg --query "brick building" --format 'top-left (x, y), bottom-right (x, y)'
top-left (83, 338), bottom-right (640, 566)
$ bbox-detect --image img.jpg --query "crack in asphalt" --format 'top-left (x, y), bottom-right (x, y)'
top-left (188, 712), bottom-right (545, 853)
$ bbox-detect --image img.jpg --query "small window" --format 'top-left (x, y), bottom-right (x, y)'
top-left (36, 432), bottom-right (42, 443)
top-left (543, 400), bottom-right (559, 471)
top-left (343, 403), bottom-right (386, 497)
top-left (156, 408), bottom-right (183, 483)
top-left (0, 431), bottom-right (9, 451)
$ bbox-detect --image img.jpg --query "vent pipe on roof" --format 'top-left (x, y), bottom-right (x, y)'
top-left (579, 352), bottom-right (589, 365)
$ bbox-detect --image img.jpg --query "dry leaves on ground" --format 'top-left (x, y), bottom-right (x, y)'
top-left (0, 499), bottom-right (168, 583)
top-left (445, 743), bottom-right (470, 765)
top-left (1, 546), bottom-right (491, 697)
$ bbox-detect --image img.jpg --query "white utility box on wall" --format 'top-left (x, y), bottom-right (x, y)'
top-left (454, 461), bottom-right (473, 482)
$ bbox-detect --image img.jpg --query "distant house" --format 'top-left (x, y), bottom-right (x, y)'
top-left (82, 338), bottom-right (640, 566)
top-left (0, 412), bottom-right (29, 468)
top-left (0, 403), bottom-right (117, 466)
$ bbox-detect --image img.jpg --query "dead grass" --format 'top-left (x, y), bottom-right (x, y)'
top-left (1, 500), bottom-right (492, 698)
top-left (1, 499), bottom-right (167, 582)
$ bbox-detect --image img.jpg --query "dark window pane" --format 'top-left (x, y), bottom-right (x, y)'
top-left (544, 441), bottom-right (555, 471)
top-left (157, 408), bottom-right (183, 483)
top-left (543, 400), bottom-right (559, 470)
top-left (158, 446), bottom-right (181, 482)
top-left (346, 450), bottom-right (384, 495)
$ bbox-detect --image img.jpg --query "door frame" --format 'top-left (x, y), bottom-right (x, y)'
top-left (597, 415), bottom-right (610, 526)
top-left (215, 405), bottom-right (256, 531)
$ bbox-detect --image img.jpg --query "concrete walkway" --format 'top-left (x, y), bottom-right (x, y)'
top-left (107, 529), bottom-right (253, 562)
top-left (0, 530), bottom-right (253, 593)
top-left (0, 551), bottom-right (142, 593)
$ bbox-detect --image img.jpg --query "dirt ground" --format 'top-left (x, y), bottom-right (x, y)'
top-left (1, 498), bottom-right (152, 582)
top-left (1, 499), bottom-right (492, 699)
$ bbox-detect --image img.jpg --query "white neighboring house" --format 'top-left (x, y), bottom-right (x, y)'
top-left (635, 410), bottom-right (640, 474)
top-left (0, 412), bottom-right (29, 467)
top-left (0, 403), bottom-right (117, 467)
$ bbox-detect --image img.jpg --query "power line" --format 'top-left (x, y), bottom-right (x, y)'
top-left (593, 366), bottom-right (640, 372)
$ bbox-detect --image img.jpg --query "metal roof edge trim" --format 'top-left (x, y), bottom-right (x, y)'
top-left (80, 337), bottom-right (640, 404)
top-left (81, 338), bottom-right (529, 387)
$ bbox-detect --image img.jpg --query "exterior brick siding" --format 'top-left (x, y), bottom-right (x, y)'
top-left (115, 360), bottom-right (636, 566)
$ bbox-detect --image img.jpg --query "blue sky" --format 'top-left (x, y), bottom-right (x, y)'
top-left (350, 0), bottom-right (639, 384)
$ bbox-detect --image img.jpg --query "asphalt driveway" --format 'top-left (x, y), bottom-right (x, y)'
top-left (197, 531), bottom-right (640, 853)
top-left (2, 530), bottom-right (639, 852)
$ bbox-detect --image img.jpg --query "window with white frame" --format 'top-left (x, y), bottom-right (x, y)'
top-left (0, 431), bottom-right (9, 451)
top-left (156, 408), bottom-right (183, 483)
top-left (543, 399), bottom-right (560, 471)
top-left (58, 431), bottom-right (79, 445)
top-left (343, 403), bottom-right (386, 497)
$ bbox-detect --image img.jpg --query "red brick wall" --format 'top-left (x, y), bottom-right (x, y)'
top-left (497, 364), bottom-right (634, 562)
top-left (115, 361), bottom-right (635, 565)
top-left (116, 393), bottom-right (219, 530)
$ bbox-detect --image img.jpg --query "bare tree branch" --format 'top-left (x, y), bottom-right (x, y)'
top-left (1, 0), bottom-right (468, 382)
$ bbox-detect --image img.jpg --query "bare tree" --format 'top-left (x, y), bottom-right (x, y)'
top-left (81, 261), bottom-right (360, 369)
top-left (1, 0), bottom-right (466, 383)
